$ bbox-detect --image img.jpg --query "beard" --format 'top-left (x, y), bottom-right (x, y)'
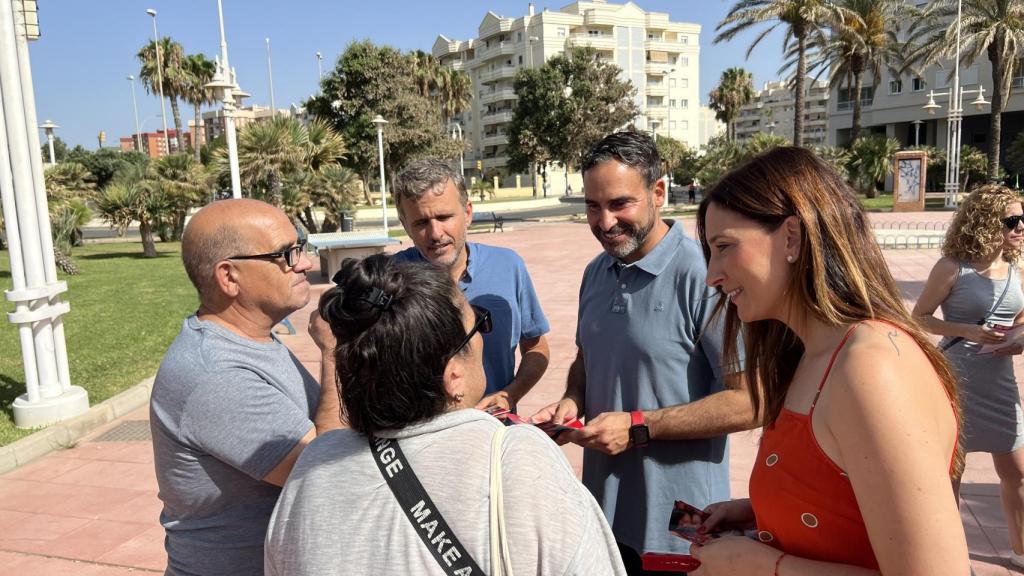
top-left (591, 208), bottom-right (656, 261)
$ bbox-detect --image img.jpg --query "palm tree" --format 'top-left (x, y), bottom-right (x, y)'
top-left (906, 0), bottom-right (1024, 180)
top-left (95, 173), bottom-right (169, 258)
top-left (230, 116), bottom-right (305, 207)
top-left (801, 0), bottom-right (906, 144)
top-left (410, 50), bottom-right (439, 98)
top-left (437, 67), bottom-right (472, 125)
top-left (708, 67), bottom-right (756, 141)
top-left (848, 133), bottom-right (899, 197)
top-left (181, 53), bottom-right (217, 164)
top-left (303, 118), bottom-right (347, 172)
top-left (716, 0), bottom-right (839, 147)
top-left (151, 153), bottom-right (210, 240)
top-left (138, 37), bottom-right (189, 152)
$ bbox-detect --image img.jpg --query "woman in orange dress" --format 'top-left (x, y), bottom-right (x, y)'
top-left (688, 147), bottom-right (968, 575)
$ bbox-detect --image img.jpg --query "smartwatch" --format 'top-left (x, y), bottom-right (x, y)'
top-left (629, 410), bottom-right (650, 448)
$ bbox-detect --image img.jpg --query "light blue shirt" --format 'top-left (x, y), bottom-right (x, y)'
top-left (576, 220), bottom-right (731, 555)
top-left (394, 242), bottom-right (550, 394)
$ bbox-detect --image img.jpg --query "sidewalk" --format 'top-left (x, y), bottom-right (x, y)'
top-left (0, 213), bottom-right (1018, 574)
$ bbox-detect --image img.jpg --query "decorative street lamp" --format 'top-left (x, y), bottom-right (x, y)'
top-left (372, 114), bottom-right (390, 235)
top-left (39, 119), bottom-right (58, 165)
top-left (145, 8), bottom-right (171, 154)
top-left (451, 122), bottom-right (464, 177)
top-left (127, 75), bottom-right (141, 152)
top-left (911, 119), bottom-right (924, 147)
top-left (921, 0), bottom-right (989, 208)
top-left (316, 51), bottom-right (324, 82)
top-left (206, 0), bottom-right (242, 199)
top-left (265, 37), bottom-right (276, 117)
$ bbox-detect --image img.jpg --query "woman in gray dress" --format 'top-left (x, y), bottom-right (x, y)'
top-left (914, 184), bottom-right (1024, 568)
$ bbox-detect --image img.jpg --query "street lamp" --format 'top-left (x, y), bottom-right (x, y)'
top-left (451, 122), bottom-right (464, 177)
top-left (921, 0), bottom-right (989, 208)
top-left (316, 51), bottom-right (323, 82)
top-left (206, 0), bottom-right (242, 199)
top-left (39, 120), bottom-right (58, 165)
top-left (911, 119), bottom-right (924, 146)
top-left (127, 75), bottom-right (141, 152)
top-left (372, 114), bottom-right (390, 236)
top-left (766, 120), bottom-right (777, 135)
top-left (265, 37), bottom-right (276, 117)
top-left (145, 8), bottom-right (171, 154)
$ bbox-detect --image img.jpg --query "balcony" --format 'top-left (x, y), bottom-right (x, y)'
top-left (567, 34), bottom-right (616, 51)
top-left (481, 111), bottom-right (514, 125)
top-left (481, 133), bottom-right (508, 147)
top-left (646, 106), bottom-right (667, 119)
top-left (836, 98), bottom-right (873, 112)
top-left (482, 156), bottom-right (508, 169)
top-left (646, 84), bottom-right (667, 97)
top-left (645, 61), bottom-right (671, 74)
top-left (645, 39), bottom-right (684, 53)
top-left (476, 41), bottom-right (517, 62)
top-left (479, 66), bottom-right (517, 84)
top-left (480, 88), bottom-right (517, 105)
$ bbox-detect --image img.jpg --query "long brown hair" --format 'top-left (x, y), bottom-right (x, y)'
top-left (696, 147), bottom-right (963, 475)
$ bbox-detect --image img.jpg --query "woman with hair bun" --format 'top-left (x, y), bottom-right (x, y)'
top-left (264, 254), bottom-right (625, 576)
top-left (914, 184), bottom-right (1024, 569)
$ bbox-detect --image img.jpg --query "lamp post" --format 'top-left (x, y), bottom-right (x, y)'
top-left (911, 119), bottom-right (923, 146)
top-left (316, 51), bottom-right (323, 82)
top-left (127, 75), bottom-right (141, 152)
top-left (206, 0), bottom-right (242, 199)
top-left (922, 0), bottom-right (989, 208)
top-left (526, 35), bottom-right (540, 197)
top-left (372, 114), bottom-right (390, 236)
top-left (265, 37), bottom-right (276, 117)
top-left (39, 120), bottom-right (58, 165)
top-left (451, 122), bottom-right (464, 177)
top-left (145, 8), bottom-right (171, 154)
top-left (766, 120), bottom-right (777, 135)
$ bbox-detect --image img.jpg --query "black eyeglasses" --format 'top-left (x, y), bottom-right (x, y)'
top-left (453, 305), bottom-right (492, 355)
top-left (1003, 215), bottom-right (1024, 230)
top-left (228, 238), bottom-right (308, 268)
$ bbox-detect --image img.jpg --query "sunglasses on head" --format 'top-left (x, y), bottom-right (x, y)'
top-left (1003, 215), bottom-right (1024, 230)
top-left (453, 305), bottom-right (492, 356)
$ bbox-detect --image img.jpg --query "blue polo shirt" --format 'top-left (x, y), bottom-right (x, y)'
top-left (576, 220), bottom-right (732, 555)
top-left (393, 242), bottom-right (550, 394)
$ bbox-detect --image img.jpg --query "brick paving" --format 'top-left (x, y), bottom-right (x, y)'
top-left (0, 211), bottom-right (1021, 574)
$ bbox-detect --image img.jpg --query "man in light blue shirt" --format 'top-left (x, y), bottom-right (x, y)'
top-left (533, 132), bottom-right (754, 575)
top-left (392, 158), bottom-right (550, 411)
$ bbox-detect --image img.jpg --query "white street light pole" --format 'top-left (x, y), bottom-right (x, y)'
top-left (39, 120), bottom-right (57, 165)
top-left (316, 51), bottom-right (323, 82)
top-left (372, 115), bottom-right (390, 236)
top-left (265, 37), bottom-right (276, 117)
top-left (127, 75), bottom-right (141, 152)
top-left (912, 119), bottom-right (923, 147)
top-left (146, 9), bottom-right (170, 154)
top-left (209, 0), bottom-right (242, 199)
top-left (526, 35), bottom-right (539, 197)
top-left (451, 123), bottom-right (464, 176)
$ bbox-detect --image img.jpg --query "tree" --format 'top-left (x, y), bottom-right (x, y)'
top-left (182, 53), bottom-right (217, 164)
top-left (64, 147), bottom-right (149, 189)
top-left (848, 133), bottom-right (899, 197)
top-left (39, 135), bottom-right (68, 164)
top-left (802, 0), bottom-right (906, 144)
top-left (45, 162), bottom-right (96, 273)
top-left (506, 46), bottom-right (639, 190)
top-left (696, 135), bottom-right (744, 187)
top-left (150, 153), bottom-right (210, 240)
top-left (305, 41), bottom-right (462, 202)
top-left (656, 136), bottom-right (690, 187)
top-left (138, 37), bottom-right (188, 152)
top-left (95, 169), bottom-right (170, 258)
top-left (907, 0), bottom-right (1024, 180)
top-left (437, 66), bottom-right (472, 125)
top-left (229, 116), bottom-right (305, 207)
top-left (716, 0), bottom-right (839, 147)
top-left (708, 67), bottom-right (755, 141)
top-left (741, 132), bottom-right (791, 161)
top-left (1005, 132), bottom-right (1024, 181)
top-left (813, 145), bottom-right (853, 181)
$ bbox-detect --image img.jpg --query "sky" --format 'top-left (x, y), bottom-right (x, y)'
top-left (27, 0), bottom-right (788, 149)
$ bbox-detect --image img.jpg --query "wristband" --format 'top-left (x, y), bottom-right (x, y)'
top-left (774, 552), bottom-right (785, 576)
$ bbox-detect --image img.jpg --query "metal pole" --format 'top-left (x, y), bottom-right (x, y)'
top-left (376, 125), bottom-right (388, 235)
top-left (216, 0), bottom-right (242, 198)
top-left (128, 75), bottom-right (141, 151)
top-left (45, 131), bottom-right (54, 165)
top-left (147, 10), bottom-right (170, 154)
top-left (266, 37), bottom-right (275, 116)
top-left (316, 51), bottom-right (323, 82)
top-left (945, 0), bottom-right (963, 208)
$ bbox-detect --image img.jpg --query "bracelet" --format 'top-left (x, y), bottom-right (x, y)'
top-left (773, 552), bottom-right (786, 576)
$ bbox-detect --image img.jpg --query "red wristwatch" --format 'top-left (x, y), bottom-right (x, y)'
top-left (629, 410), bottom-right (650, 448)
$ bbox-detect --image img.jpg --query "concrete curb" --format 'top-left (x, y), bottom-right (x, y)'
top-left (0, 377), bottom-right (154, 475)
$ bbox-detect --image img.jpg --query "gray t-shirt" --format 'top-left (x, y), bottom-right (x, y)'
top-left (265, 409), bottom-right (626, 576)
top-left (151, 315), bottom-right (319, 576)
top-left (576, 221), bottom-right (731, 555)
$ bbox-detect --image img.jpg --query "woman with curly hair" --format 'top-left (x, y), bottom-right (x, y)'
top-left (913, 184), bottom-right (1024, 567)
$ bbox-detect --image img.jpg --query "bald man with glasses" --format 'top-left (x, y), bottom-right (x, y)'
top-left (150, 199), bottom-right (342, 576)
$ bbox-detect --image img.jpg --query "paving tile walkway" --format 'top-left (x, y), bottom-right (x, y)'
top-left (1, 212), bottom-right (1020, 574)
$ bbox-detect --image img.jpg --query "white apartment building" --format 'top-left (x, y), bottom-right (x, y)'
top-left (433, 0), bottom-right (701, 177)
top-left (734, 79), bottom-right (830, 147)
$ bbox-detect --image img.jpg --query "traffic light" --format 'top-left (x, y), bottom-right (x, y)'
top-left (476, 160), bottom-right (483, 171)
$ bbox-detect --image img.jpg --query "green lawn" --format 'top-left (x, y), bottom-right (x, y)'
top-left (858, 193), bottom-right (954, 212)
top-left (0, 242), bottom-right (197, 446)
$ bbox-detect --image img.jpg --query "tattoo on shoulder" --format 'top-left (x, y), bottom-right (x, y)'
top-left (887, 330), bottom-right (900, 356)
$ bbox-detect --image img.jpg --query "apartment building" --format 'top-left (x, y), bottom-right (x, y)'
top-left (433, 0), bottom-right (701, 177)
top-left (118, 128), bottom-right (192, 159)
top-left (734, 79), bottom-right (830, 147)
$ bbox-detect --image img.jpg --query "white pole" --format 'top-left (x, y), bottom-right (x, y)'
top-left (945, 0), bottom-right (963, 208)
top-left (216, 0), bottom-right (242, 198)
top-left (45, 131), bottom-right (54, 165)
top-left (316, 51), bottom-right (323, 81)
top-left (376, 124), bottom-right (389, 235)
top-left (129, 75), bottom-right (141, 151)
top-left (147, 10), bottom-right (171, 155)
top-left (266, 37), bottom-right (275, 116)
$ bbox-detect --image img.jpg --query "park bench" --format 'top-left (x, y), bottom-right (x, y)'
top-left (475, 211), bottom-right (504, 232)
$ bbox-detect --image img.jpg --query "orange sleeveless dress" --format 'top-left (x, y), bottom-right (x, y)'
top-left (748, 323), bottom-right (958, 570)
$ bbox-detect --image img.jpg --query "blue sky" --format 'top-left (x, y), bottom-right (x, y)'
top-left (28, 0), bottom-right (787, 148)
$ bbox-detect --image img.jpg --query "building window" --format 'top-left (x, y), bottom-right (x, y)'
top-left (680, 121), bottom-right (689, 130)
top-left (681, 78), bottom-right (689, 88)
top-left (669, 99), bottom-right (676, 107)
top-left (889, 79), bottom-right (902, 95)
top-left (681, 99), bottom-right (689, 108)
top-left (912, 76), bottom-right (926, 92)
top-left (518, 55), bottom-right (523, 65)
top-left (680, 35), bottom-right (688, 45)
top-left (670, 121), bottom-right (677, 129)
top-left (1013, 59), bottom-right (1024, 89)
top-left (557, 27), bottom-right (566, 38)
top-left (679, 56), bottom-right (689, 66)
top-left (648, 33), bottom-right (657, 40)
top-left (517, 32), bottom-right (522, 42)
top-left (588, 29), bottom-right (601, 37)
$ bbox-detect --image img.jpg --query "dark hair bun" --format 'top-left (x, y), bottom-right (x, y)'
top-left (318, 257), bottom-right (391, 340)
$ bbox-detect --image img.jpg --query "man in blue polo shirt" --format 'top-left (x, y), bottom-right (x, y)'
top-left (532, 131), bottom-right (754, 575)
top-left (392, 158), bottom-right (550, 412)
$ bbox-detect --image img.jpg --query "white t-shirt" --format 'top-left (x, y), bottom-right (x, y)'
top-left (265, 409), bottom-right (626, 575)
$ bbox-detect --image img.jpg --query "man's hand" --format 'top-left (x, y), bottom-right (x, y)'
top-left (572, 411), bottom-right (632, 455)
top-left (475, 390), bottom-right (515, 413)
top-left (529, 398), bottom-right (580, 445)
top-left (308, 310), bottom-right (336, 352)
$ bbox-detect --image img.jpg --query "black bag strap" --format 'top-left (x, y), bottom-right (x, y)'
top-left (941, 265), bottom-right (1015, 351)
top-left (369, 435), bottom-right (485, 576)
